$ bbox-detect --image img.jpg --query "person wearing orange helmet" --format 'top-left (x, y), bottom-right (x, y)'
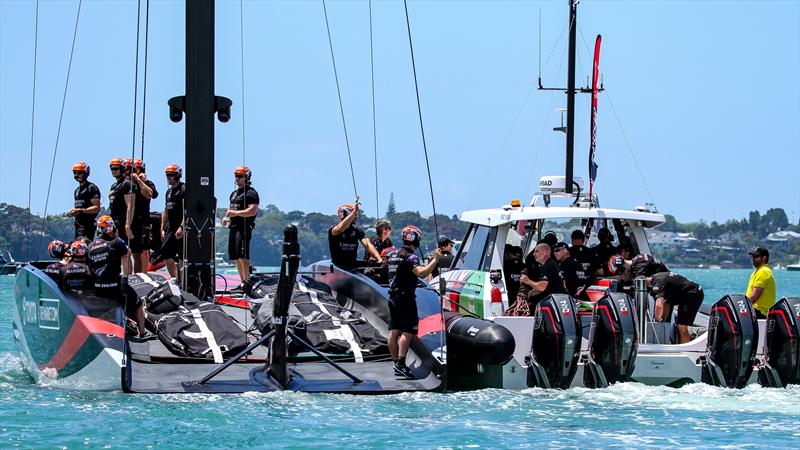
top-left (385, 225), bottom-right (441, 379)
top-left (329, 196), bottom-right (382, 270)
top-left (161, 164), bottom-right (185, 279)
top-left (43, 240), bottom-right (69, 282)
top-left (61, 241), bottom-right (93, 292)
top-left (129, 158), bottom-right (159, 273)
top-left (224, 165), bottom-right (260, 286)
top-left (107, 157), bottom-right (136, 275)
top-left (66, 161), bottom-right (101, 239)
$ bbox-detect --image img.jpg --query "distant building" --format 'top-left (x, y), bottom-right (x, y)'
top-left (766, 230), bottom-right (800, 249)
top-left (647, 230), bottom-right (699, 249)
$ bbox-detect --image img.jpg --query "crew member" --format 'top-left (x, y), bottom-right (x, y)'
top-left (364, 218), bottom-right (393, 262)
top-left (520, 243), bottom-right (566, 309)
top-left (592, 227), bottom-right (617, 275)
top-left (629, 253), bottom-right (670, 279)
top-left (161, 164), bottom-right (185, 280)
top-left (88, 215), bottom-right (143, 335)
top-left (61, 241), bottom-right (93, 292)
top-left (130, 159), bottom-right (158, 273)
top-left (328, 196), bottom-right (381, 270)
top-left (746, 246), bottom-right (776, 318)
top-left (67, 161), bottom-right (101, 239)
top-left (386, 225), bottom-right (441, 379)
top-left (431, 236), bottom-right (455, 278)
top-left (43, 240), bottom-right (68, 281)
top-left (647, 272), bottom-right (704, 344)
top-left (107, 158), bottom-right (135, 274)
top-left (502, 244), bottom-right (525, 301)
top-left (554, 241), bottom-right (589, 300)
top-left (569, 229), bottom-right (601, 276)
top-left (224, 165), bottom-right (259, 287)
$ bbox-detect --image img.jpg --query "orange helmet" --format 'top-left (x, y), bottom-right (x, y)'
top-left (109, 157), bottom-right (124, 169)
top-left (133, 159), bottom-right (146, 172)
top-left (607, 255), bottom-right (626, 275)
top-left (165, 163), bottom-right (182, 179)
top-left (233, 165), bottom-right (251, 181)
top-left (48, 240), bottom-right (67, 259)
top-left (337, 204), bottom-right (355, 220)
top-left (72, 161), bottom-right (90, 177)
top-left (97, 215), bottom-right (116, 235)
top-left (122, 157), bottom-right (134, 172)
top-left (68, 240), bottom-right (88, 258)
top-left (401, 225), bottom-right (422, 244)
top-left (380, 246), bottom-right (397, 258)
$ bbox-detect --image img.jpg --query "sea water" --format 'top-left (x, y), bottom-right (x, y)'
top-left (2, 270), bottom-right (799, 449)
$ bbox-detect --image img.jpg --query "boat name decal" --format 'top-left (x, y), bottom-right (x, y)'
top-left (22, 297), bottom-right (60, 330)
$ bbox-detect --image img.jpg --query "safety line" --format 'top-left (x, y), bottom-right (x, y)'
top-left (140, 0), bottom-right (150, 160)
top-left (369, 0), bottom-right (378, 218)
top-left (26, 0), bottom-right (39, 260)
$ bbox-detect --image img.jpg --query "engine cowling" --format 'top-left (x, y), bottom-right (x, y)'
top-left (583, 292), bottom-right (639, 388)
top-left (759, 297), bottom-right (800, 388)
top-left (527, 294), bottom-right (582, 389)
top-left (702, 294), bottom-right (759, 388)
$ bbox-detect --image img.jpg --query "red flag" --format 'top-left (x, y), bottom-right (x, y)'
top-left (589, 34), bottom-right (601, 201)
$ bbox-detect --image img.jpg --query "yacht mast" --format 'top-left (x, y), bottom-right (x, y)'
top-left (564, 0), bottom-right (578, 194)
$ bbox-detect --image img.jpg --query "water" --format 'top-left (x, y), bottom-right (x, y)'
top-left (2, 270), bottom-right (799, 448)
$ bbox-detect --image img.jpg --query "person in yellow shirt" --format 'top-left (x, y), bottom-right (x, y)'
top-left (746, 246), bottom-right (776, 318)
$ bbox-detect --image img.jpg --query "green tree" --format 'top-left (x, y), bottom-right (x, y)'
top-left (385, 193), bottom-right (396, 219)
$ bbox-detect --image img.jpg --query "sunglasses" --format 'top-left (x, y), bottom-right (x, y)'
top-left (110, 167), bottom-right (121, 171)
top-left (73, 170), bottom-right (85, 175)
top-left (235, 174), bottom-right (245, 179)
top-left (166, 173), bottom-right (177, 178)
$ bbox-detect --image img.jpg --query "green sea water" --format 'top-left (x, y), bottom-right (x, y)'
top-left (1, 269), bottom-right (798, 449)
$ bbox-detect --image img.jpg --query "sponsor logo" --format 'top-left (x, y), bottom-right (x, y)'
top-left (559, 299), bottom-right (571, 316)
top-left (467, 326), bottom-right (479, 337)
top-left (736, 298), bottom-right (750, 316)
top-left (617, 299), bottom-right (629, 316)
top-left (21, 297), bottom-right (60, 330)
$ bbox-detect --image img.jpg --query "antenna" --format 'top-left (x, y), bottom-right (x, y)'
top-left (554, 108), bottom-right (567, 134)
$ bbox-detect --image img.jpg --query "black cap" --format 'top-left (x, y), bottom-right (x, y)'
top-left (553, 241), bottom-right (569, 251)
top-left (748, 246), bottom-right (769, 258)
top-left (438, 236), bottom-right (454, 248)
top-left (571, 229), bottom-right (585, 240)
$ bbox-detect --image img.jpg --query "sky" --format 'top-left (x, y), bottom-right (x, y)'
top-left (1, 0), bottom-right (798, 225)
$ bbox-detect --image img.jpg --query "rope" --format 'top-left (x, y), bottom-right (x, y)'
top-left (26, 0), bottom-right (39, 260)
top-left (131, 0), bottom-right (141, 160)
top-left (369, 0), bottom-right (378, 218)
top-left (139, 0), bottom-right (150, 160)
top-left (402, 0), bottom-right (438, 242)
top-left (239, 0), bottom-right (247, 165)
top-left (37, 0), bottom-right (82, 255)
top-left (322, 0), bottom-right (358, 198)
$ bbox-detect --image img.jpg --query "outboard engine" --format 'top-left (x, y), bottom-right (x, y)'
top-left (759, 297), bottom-right (800, 388)
top-left (526, 294), bottom-right (582, 389)
top-left (445, 312), bottom-right (515, 365)
top-left (583, 292), bottom-right (639, 388)
top-left (702, 294), bottom-right (759, 388)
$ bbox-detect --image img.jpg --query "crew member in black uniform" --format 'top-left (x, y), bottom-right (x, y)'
top-left (61, 241), bottom-right (93, 292)
top-left (648, 272), bottom-right (704, 344)
top-left (130, 159), bottom-right (158, 273)
top-left (569, 229), bottom-right (601, 277)
top-left (88, 215), bottom-right (143, 335)
top-left (502, 244), bottom-right (525, 301)
top-left (521, 243), bottom-right (567, 310)
top-left (431, 236), bottom-right (455, 278)
top-left (630, 253), bottom-right (670, 278)
top-left (328, 196), bottom-right (381, 270)
top-left (553, 241), bottom-right (589, 300)
top-left (67, 161), bottom-right (101, 239)
top-left (161, 164), bottom-right (185, 280)
top-left (44, 240), bottom-right (68, 282)
top-left (107, 158), bottom-right (135, 274)
top-left (592, 227), bottom-right (617, 276)
top-left (224, 165), bottom-right (260, 287)
top-left (386, 225), bottom-right (441, 379)
top-left (364, 218), bottom-right (393, 262)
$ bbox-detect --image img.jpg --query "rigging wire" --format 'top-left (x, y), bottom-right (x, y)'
top-left (322, 0), bottom-right (358, 198)
top-left (37, 0), bottom-right (82, 255)
top-left (131, 0), bottom-right (142, 160)
top-left (369, 0), bottom-right (378, 218)
top-left (239, 0), bottom-right (247, 165)
top-left (26, 0), bottom-right (39, 260)
top-left (402, 0), bottom-right (438, 241)
top-left (139, 0), bottom-right (150, 160)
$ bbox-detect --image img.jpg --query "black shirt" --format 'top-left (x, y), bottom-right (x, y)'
top-left (229, 185), bottom-right (260, 229)
top-left (570, 244), bottom-right (600, 274)
top-left (503, 257), bottom-right (525, 301)
top-left (630, 253), bottom-right (670, 278)
top-left (328, 225), bottom-right (366, 269)
top-left (650, 272), bottom-right (702, 305)
top-left (73, 182), bottom-right (101, 231)
top-left (133, 178), bottom-right (158, 226)
top-left (528, 258), bottom-right (567, 306)
top-left (88, 236), bottom-right (128, 289)
top-left (388, 246), bottom-right (421, 299)
top-left (164, 181), bottom-right (185, 233)
top-left (364, 235), bottom-right (392, 261)
top-left (559, 256), bottom-right (589, 299)
top-left (109, 177), bottom-right (134, 224)
top-left (43, 262), bottom-right (64, 282)
top-left (431, 251), bottom-right (454, 278)
top-left (592, 242), bottom-right (617, 275)
top-left (61, 261), bottom-right (93, 291)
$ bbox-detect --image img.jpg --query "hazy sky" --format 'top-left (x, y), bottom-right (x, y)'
top-left (1, 0), bottom-right (798, 224)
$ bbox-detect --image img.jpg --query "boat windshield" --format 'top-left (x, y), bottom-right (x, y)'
top-left (453, 224), bottom-right (497, 271)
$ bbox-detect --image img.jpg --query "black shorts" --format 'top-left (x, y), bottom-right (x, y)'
top-left (75, 223), bottom-right (97, 240)
top-left (672, 289), bottom-right (704, 326)
top-left (228, 227), bottom-right (253, 260)
top-left (128, 223), bottom-right (149, 253)
top-left (388, 295), bottom-right (419, 333)
top-left (160, 232), bottom-right (183, 260)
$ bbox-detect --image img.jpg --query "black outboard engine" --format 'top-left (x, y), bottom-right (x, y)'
top-left (583, 292), bottom-right (639, 388)
top-left (526, 294), bottom-right (582, 389)
top-left (759, 297), bottom-right (800, 388)
top-left (702, 294), bottom-right (759, 388)
top-left (445, 312), bottom-right (515, 366)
